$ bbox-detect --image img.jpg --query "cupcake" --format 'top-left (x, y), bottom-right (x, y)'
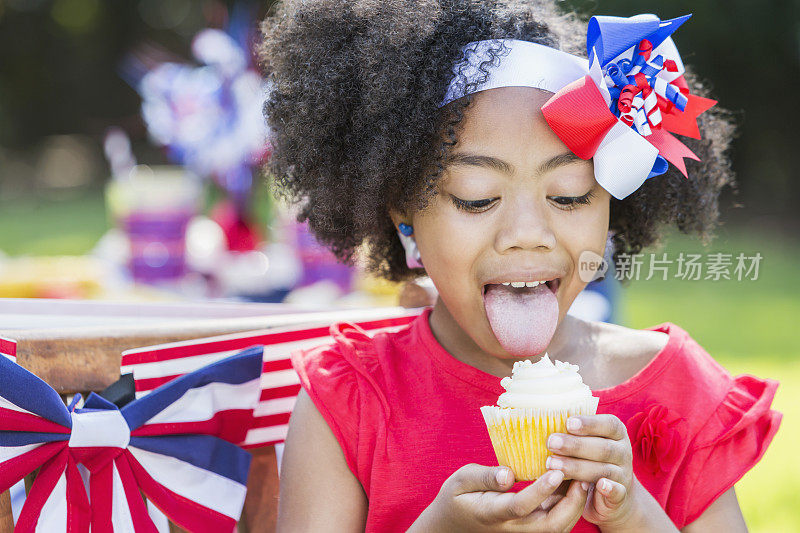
top-left (480, 353), bottom-right (599, 480)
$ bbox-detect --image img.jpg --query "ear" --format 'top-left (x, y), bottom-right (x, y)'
top-left (388, 208), bottom-right (409, 229)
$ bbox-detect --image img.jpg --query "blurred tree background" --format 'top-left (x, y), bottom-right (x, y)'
top-left (0, 0), bottom-right (798, 230)
top-left (0, 0), bottom-right (277, 201)
top-left (565, 0), bottom-right (800, 231)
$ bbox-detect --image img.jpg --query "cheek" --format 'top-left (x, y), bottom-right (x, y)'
top-left (561, 204), bottom-right (610, 254)
top-left (556, 200), bottom-right (610, 305)
top-left (412, 198), bottom-right (486, 292)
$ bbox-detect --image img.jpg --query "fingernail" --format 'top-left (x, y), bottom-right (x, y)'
top-left (599, 479), bottom-right (610, 492)
top-left (496, 468), bottom-right (512, 485)
top-left (545, 456), bottom-right (563, 470)
top-left (567, 417), bottom-right (581, 431)
top-left (546, 470), bottom-right (564, 486)
top-left (581, 481), bottom-right (589, 491)
top-left (547, 435), bottom-right (563, 450)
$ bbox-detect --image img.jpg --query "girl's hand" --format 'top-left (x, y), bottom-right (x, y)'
top-left (545, 414), bottom-right (642, 529)
top-left (409, 463), bottom-right (588, 532)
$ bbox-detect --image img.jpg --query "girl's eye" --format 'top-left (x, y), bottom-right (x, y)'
top-left (449, 190), bottom-right (596, 213)
top-left (549, 190), bottom-right (596, 211)
top-left (450, 195), bottom-right (498, 213)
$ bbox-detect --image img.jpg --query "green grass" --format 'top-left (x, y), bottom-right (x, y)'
top-left (620, 227), bottom-right (797, 359)
top-left (623, 228), bottom-right (799, 532)
top-left (714, 358), bottom-right (799, 533)
top-left (0, 182), bottom-right (275, 257)
top-left (0, 190), bottom-right (110, 256)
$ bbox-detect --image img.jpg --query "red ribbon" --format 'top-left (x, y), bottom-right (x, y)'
top-left (638, 39), bottom-right (653, 61)
top-left (541, 75), bottom-right (618, 160)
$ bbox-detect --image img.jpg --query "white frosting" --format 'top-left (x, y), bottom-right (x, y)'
top-left (496, 353), bottom-right (595, 409)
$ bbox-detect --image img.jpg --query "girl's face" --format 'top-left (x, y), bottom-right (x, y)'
top-left (406, 86), bottom-right (611, 361)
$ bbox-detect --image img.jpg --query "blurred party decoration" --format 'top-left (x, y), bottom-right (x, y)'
top-left (105, 4), bottom-right (280, 294)
top-left (91, 4), bottom-right (389, 304)
top-left (0, 256), bottom-right (107, 299)
top-left (132, 5), bottom-right (270, 242)
top-left (102, 127), bottom-right (136, 178)
top-left (289, 218), bottom-right (354, 293)
top-left (105, 165), bottom-right (202, 284)
top-left (210, 198), bottom-right (262, 252)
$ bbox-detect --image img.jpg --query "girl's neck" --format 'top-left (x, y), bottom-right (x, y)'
top-left (428, 296), bottom-right (586, 378)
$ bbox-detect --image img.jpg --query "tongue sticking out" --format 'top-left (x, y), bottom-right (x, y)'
top-left (483, 283), bottom-right (559, 357)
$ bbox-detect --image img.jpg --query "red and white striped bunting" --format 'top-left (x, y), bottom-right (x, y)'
top-left (121, 310), bottom-right (421, 448)
top-left (1, 336), bottom-right (17, 362)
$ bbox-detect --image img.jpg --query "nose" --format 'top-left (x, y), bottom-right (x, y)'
top-left (493, 195), bottom-right (557, 254)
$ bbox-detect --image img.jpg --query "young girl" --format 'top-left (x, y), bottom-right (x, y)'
top-left (259, 1), bottom-right (781, 531)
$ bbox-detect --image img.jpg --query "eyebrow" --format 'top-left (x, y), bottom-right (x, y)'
top-left (445, 151), bottom-right (587, 176)
top-left (445, 152), bottom-right (514, 175)
top-left (536, 152), bottom-right (586, 175)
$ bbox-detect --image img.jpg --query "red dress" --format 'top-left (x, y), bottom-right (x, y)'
top-left (290, 307), bottom-right (782, 531)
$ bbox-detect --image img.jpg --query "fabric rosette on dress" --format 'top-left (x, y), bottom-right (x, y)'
top-left (627, 404), bottom-right (687, 477)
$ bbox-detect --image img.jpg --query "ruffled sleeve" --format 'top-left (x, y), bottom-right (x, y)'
top-left (668, 373), bottom-right (782, 528)
top-left (289, 322), bottom-right (388, 483)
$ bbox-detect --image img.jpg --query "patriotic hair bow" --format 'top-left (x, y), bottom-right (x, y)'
top-left (0, 345), bottom-right (264, 533)
top-left (439, 13), bottom-right (716, 200)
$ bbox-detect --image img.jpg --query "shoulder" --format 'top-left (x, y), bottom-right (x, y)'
top-left (583, 321), bottom-right (782, 528)
top-left (290, 321), bottom-right (382, 394)
top-left (594, 320), bottom-right (670, 368)
top-left (620, 324), bottom-right (783, 529)
top-left (589, 319), bottom-right (781, 443)
top-left (290, 321), bottom-right (378, 383)
top-left (589, 319), bottom-right (739, 403)
top-left (277, 387), bottom-right (369, 531)
top-left (573, 317), bottom-right (670, 390)
top-left (287, 321), bottom-right (402, 481)
top-left (290, 318), bottom-right (416, 423)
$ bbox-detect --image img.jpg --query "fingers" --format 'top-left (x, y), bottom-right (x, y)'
top-left (537, 479), bottom-right (589, 531)
top-left (477, 470), bottom-right (565, 522)
top-left (596, 477), bottom-right (627, 508)
top-left (539, 493), bottom-right (563, 511)
top-left (565, 414), bottom-right (628, 441)
top-left (547, 433), bottom-right (630, 465)
top-left (538, 479), bottom-right (569, 511)
top-left (545, 454), bottom-right (626, 484)
top-left (448, 463), bottom-right (515, 495)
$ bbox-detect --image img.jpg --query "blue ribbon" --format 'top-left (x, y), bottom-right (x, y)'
top-left (585, 13), bottom-right (695, 179)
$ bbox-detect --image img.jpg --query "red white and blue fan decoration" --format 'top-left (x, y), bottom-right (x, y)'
top-left (0, 346), bottom-right (264, 532)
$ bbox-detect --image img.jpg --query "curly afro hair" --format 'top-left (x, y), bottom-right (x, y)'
top-left (259, 0), bottom-right (735, 283)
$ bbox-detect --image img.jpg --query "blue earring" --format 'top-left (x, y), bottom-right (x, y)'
top-left (398, 222), bottom-right (414, 236)
top-left (396, 222), bottom-right (422, 268)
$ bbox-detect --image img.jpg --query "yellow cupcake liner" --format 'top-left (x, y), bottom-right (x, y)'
top-left (480, 397), bottom-right (599, 481)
